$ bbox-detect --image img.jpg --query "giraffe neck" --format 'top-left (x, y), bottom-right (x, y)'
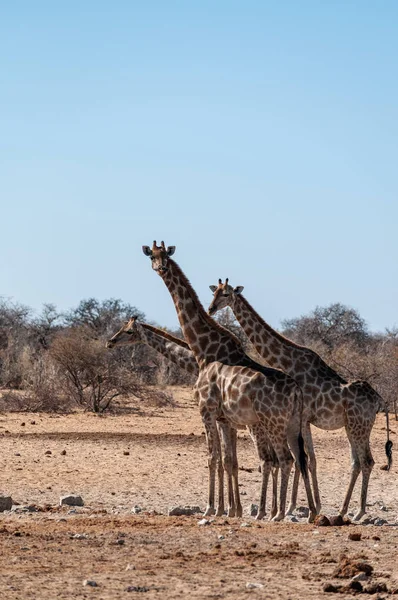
top-left (139, 323), bottom-right (198, 375)
top-left (231, 293), bottom-right (345, 383)
top-left (160, 259), bottom-right (247, 368)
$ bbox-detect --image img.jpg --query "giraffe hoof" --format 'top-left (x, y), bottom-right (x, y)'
top-left (216, 508), bottom-right (225, 517)
top-left (286, 505), bottom-right (296, 516)
top-left (353, 511), bottom-right (365, 521)
top-left (255, 511), bottom-right (265, 521)
top-left (271, 512), bottom-right (285, 522)
top-left (236, 506), bottom-right (243, 518)
top-left (203, 507), bottom-right (216, 517)
top-left (307, 512), bottom-right (316, 524)
top-left (227, 508), bottom-right (236, 518)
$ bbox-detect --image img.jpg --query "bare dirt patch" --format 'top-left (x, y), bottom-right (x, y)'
top-left (0, 386), bottom-right (397, 599)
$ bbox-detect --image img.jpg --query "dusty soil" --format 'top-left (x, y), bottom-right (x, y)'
top-left (0, 386), bottom-right (397, 599)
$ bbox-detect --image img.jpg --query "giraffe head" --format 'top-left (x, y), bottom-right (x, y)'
top-left (142, 240), bottom-right (175, 274)
top-left (208, 278), bottom-right (244, 315)
top-left (106, 316), bottom-right (142, 348)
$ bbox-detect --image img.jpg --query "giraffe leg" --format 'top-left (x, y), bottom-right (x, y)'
top-left (271, 441), bottom-right (294, 522)
top-left (218, 422), bottom-right (235, 517)
top-left (301, 424), bottom-right (321, 514)
top-left (339, 444), bottom-right (361, 517)
top-left (250, 425), bottom-right (272, 520)
top-left (288, 428), bottom-right (317, 523)
top-left (270, 465), bottom-right (278, 520)
top-left (286, 465), bottom-right (300, 515)
top-left (230, 428), bottom-right (243, 517)
top-left (256, 457), bottom-right (272, 520)
top-left (202, 417), bottom-right (222, 517)
top-left (352, 436), bottom-right (375, 521)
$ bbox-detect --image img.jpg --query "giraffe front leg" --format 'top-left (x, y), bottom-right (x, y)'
top-left (229, 427), bottom-right (242, 517)
top-left (202, 417), bottom-right (221, 517)
top-left (269, 466), bottom-right (278, 520)
top-left (286, 465), bottom-right (300, 515)
top-left (218, 422), bottom-right (234, 517)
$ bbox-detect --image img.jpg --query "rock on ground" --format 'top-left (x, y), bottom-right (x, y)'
top-left (60, 495), bottom-right (84, 507)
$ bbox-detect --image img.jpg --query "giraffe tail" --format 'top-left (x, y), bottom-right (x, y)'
top-left (296, 386), bottom-right (308, 478)
top-left (298, 431), bottom-right (308, 478)
top-left (384, 407), bottom-right (393, 471)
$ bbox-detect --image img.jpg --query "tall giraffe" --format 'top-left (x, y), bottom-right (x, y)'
top-left (142, 242), bottom-right (317, 522)
top-left (208, 279), bottom-right (393, 520)
top-left (106, 317), bottom-right (249, 517)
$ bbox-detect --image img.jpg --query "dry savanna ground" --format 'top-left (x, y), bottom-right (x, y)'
top-left (0, 386), bottom-right (397, 599)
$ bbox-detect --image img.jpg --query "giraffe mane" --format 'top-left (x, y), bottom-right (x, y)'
top-left (168, 259), bottom-right (244, 348)
top-left (238, 294), bottom-right (346, 381)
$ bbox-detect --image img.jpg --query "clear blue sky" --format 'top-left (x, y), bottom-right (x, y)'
top-left (1, 1), bottom-right (397, 332)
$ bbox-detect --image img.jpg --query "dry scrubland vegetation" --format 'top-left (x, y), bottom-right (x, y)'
top-left (0, 296), bottom-right (397, 416)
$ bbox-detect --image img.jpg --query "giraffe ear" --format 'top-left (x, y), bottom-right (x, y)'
top-left (209, 285), bottom-right (218, 293)
top-left (142, 246), bottom-right (152, 256)
top-left (167, 246), bottom-right (176, 256)
top-left (234, 286), bottom-right (244, 295)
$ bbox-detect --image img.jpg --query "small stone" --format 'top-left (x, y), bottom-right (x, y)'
top-left (30, 421), bottom-right (36, 425)
top-left (198, 518), bottom-right (210, 526)
top-left (168, 505), bottom-right (201, 516)
top-left (125, 564), bottom-right (136, 571)
top-left (14, 453), bottom-right (21, 457)
top-left (73, 533), bottom-right (88, 539)
top-left (116, 539), bottom-right (125, 545)
top-left (240, 522), bottom-right (251, 528)
top-left (21, 422), bottom-right (25, 427)
top-left (83, 579), bottom-right (98, 587)
top-left (125, 586), bottom-right (150, 593)
top-left (131, 506), bottom-right (143, 514)
top-left (45, 450), bottom-right (52, 455)
top-left (123, 451), bottom-right (130, 456)
top-left (373, 517), bottom-right (388, 526)
top-left (0, 496), bottom-right (13, 512)
top-left (348, 532), bottom-right (362, 541)
top-left (351, 573), bottom-right (369, 583)
top-left (60, 495), bottom-right (84, 507)
top-left (218, 535), bottom-right (225, 540)
top-left (246, 582), bottom-right (264, 589)
top-left (364, 581), bottom-right (388, 594)
top-left (296, 506), bottom-right (310, 517)
top-left (323, 583), bottom-right (341, 593)
top-left (349, 580), bottom-right (363, 592)
top-left (285, 515), bottom-right (299, 523)
top-left (380, 505), bottom-right (388, 511)
top-left (60, 450), bottom-right (66, 456)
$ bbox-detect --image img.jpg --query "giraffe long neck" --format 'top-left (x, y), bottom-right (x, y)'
top-left (231, 293), bottom-right (345, 382)
top-left (160, 260), bottom-right (247, 368)
top-left (139, 323), bottom-right (198, 375)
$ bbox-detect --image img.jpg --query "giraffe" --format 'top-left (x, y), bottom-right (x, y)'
top-left (208, 279), bottom-right (393, 520)
top-left (106, 317), bottom-right (249, 518)
top-left (106, 317), bottom-right (198, 376)
top-left (142, 241), bottom-right (317, 522)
